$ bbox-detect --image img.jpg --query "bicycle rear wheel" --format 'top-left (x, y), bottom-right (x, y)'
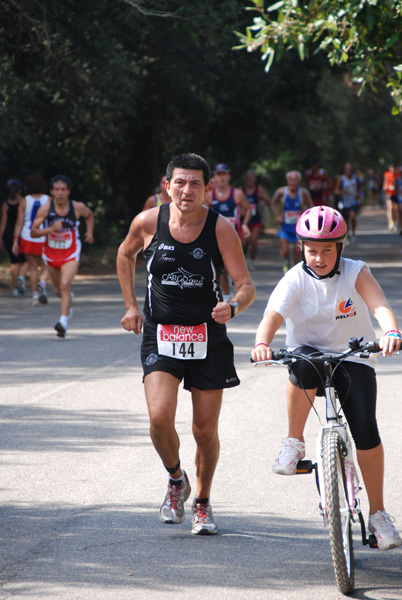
top-left (323, 430), bottom-right (355, 595)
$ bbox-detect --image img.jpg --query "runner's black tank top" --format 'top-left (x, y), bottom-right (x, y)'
top-left (143, 204), bottom-right (224, 326)
top-left (46, 199), bottom-right (77, 231)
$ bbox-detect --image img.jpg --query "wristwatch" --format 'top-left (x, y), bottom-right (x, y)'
top-left (228, 301), bottom-right (239, 318)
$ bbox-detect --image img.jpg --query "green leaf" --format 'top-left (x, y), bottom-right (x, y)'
top-left (264, 48), bottom-right (275, 72)
top-left (385, 33), bottom-right (400, 50)
top-left (267, 1), bottom-right (284, 12)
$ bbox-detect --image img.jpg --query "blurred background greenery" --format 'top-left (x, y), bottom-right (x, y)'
top-left (1, 0), bottom-right (402, 265)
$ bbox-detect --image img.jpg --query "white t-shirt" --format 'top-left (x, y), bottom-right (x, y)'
top-left (266, 258), bottom-right (376, 365)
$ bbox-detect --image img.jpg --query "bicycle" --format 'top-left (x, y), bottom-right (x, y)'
top-left (252, 337), bottom-right (393, 596)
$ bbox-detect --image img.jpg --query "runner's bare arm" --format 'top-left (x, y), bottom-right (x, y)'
top-left (258, 186), bottom-right (270, 206)
top-left (271, 188), bottom-right (284, 223)
top-left (117, 210), bottom-right (157, 334)
top-left (212, 215), bottom-right (256, 324)
top-left (74, 201), bottom-right (94, 243)
top-left (302, 188), bottom-right (313, 209)
top-left (11, 199), bottom-right (26, 254)
top-left (235, 188), bottom-right (252, 238)
top-left (0, 203), bottom-right (7, 248)
top-left (30, 201), bottom-right (62, 238)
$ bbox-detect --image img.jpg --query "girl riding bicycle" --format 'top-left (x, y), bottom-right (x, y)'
top-left (251, 206), bottom-right (401, 551)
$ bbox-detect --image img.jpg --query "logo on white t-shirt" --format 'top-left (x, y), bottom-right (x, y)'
top-left (335, 297), bottom-right (356, 320)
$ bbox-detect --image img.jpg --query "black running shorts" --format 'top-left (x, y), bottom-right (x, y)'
top-left (141, 318), bottom-right (240, 391)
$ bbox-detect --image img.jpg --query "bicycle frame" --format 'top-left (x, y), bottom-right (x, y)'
top-left (315, 359), bottom-right (360, 518)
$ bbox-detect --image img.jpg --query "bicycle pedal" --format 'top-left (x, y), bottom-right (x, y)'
top-left (367, 533), bottom-right (378, 549)
top-left (296, 460), bottom-right (314, 474)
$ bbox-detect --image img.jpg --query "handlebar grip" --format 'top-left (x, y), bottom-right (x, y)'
top-left (365, 341), bottom-right (381, 353)
top-left (271, 349), bottom-right (287, 361)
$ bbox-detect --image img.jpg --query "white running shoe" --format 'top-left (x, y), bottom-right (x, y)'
top-left (159, 471), bottom-right (191, 524)
top-left (191, 500), bottom-right (218, 535)
top-left (36, 281), bottom-right (48, 304)
top-left (16, 275), bottom-right (25, 294)
top-left (12, 288), bottom-right (20, 297)
top-left (368, 510), bottom-right (402, 550)
top-left (272, 437), bottom-right (306, 475)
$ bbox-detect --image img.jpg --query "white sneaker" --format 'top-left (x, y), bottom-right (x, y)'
top-left (12, 288), bottom-right (20, 297)
top-left (368, 510), bottom-right (402, 550)
top-left (159, 471), bottom-right (191, 524)
top-left (16, 275), bottom-right (25, 294)
top-left (191, 500), bottom-right (218, 535)
top-left (36, 281), bottom-right (48, 304)
top-left (272, 437), bottom-right (306, 475)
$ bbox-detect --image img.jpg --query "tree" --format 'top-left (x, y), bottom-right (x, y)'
top-left (236, 0), bottom-right (402, 113)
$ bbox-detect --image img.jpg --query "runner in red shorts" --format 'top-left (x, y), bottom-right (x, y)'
top-left (30, 175), bottom-right (94, 337)
top-left (12, 174), bottom-right (51, 306)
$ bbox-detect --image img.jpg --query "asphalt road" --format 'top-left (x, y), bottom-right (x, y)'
top-left (1, 207), bottom-right (402, 600)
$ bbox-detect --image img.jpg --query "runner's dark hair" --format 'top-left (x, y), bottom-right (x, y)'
top-left (50, 174), bottom-right (72, 190)
top-left (166, 153), bottom-right (210, 185)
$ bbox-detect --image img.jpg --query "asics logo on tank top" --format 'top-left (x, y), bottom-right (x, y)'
top-left (158, 243), bottom-right (174, 251)
top-left (162, 267), bottom-right (204, 289)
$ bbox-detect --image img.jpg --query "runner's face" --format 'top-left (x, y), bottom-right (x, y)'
top-left (51, 182), bottom-right (70, 205)
top-left (245, 172), bottom-right (256, 187)
top-left (287, 174), bottom-right (300, 193)
top-left (304, 241), bottom-right (338, 277)
top-left (215, 171), bottom-right (231, 188)
top-left (166, 169), bottom-right (209, 211)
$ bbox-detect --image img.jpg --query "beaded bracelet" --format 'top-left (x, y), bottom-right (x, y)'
top-left (384, 330), bottom-right (402, 338)
top-left (254, 342), bottom-right (270, 349)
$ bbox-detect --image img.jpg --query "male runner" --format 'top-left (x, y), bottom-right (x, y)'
top-left (205, 163), bottom-right (252, 300)
top-left (271, 171), bottom-right (312, 272)
top-left (31, 175), bottom-right (94, 337)
top-left (117, 153), bottom-right (255, 535)
top-left (242, 170), bottom-right (270, 270)
top-left (304, 157), bottom-right (331, 207)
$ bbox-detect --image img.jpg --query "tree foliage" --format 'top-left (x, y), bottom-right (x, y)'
top-left (236, 0), bottom-right (402, 113)
top-left (1, 0), bottom-right (402, 250)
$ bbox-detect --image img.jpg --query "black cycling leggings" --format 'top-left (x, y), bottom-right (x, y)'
top-left (288, 346), bottom-right (380, 451)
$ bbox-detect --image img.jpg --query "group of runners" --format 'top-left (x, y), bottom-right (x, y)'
top-left (0, 174), bottom-right (94, 337)
top-left (118, 152), bottom-right (401, 549)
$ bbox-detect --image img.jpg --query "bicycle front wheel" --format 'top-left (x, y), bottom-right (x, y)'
top-left (323, 430), bottom-right (355, 595)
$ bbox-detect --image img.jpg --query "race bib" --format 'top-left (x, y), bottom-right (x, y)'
top-left (284, 210), bottom-right (301, 225)
top-left (249, 202), bottom-right (257, 216)
top-left (48, 231), bottom-right (73, 250)
top-left (157, 323), bottom-right (207, 360)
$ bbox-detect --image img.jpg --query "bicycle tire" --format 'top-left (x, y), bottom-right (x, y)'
top-left (323, 430), bottom-right (355, 595)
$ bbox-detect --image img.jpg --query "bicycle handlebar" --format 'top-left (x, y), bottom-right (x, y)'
top-left (251, 338), bottom-right (383, 365)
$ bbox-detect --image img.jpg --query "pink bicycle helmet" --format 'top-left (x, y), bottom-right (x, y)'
top-left (296, 206), bottom-right (347, 243)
